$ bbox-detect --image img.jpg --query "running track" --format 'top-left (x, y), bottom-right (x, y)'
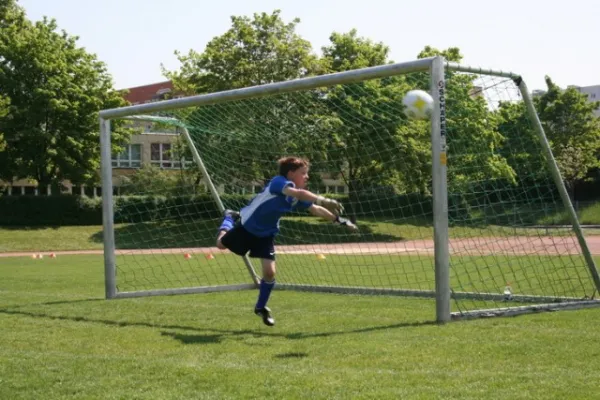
top-left (3, 236), bottom-right (600, 257)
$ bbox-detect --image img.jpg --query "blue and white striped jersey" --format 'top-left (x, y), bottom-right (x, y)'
top-left (240, 175), bottom-right (313, 237)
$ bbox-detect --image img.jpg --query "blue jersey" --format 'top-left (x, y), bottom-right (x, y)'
top-left (240, 175), bottom-right (313, 237)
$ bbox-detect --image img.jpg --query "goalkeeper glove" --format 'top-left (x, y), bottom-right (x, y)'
top-left (316, 196), bottom-right (344, 215)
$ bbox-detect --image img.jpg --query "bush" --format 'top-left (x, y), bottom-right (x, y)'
top-left (0, 194), bottom-right (257, 226)
top-left (113, 194), bottom-right (253, 223)
top-left (0, 195), bottom-right (102, 226)
top-left (2, 191), bottom-right (591, 227)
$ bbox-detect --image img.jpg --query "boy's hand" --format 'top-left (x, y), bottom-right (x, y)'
top-left (316, 196), bottom-right (344, 215)
top-left (335, 216), bottom-right (358, 232)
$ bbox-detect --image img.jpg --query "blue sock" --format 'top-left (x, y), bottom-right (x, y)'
top-left (218, 215), bottom-right (234, 232)
top-left (255, 279), bottom-right (275, 309)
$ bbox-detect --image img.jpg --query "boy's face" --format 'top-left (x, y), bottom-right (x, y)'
top-left (288, 166), bottom-right (309, 189)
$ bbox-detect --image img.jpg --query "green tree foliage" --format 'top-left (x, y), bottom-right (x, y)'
top-left (119, 164), bottom-right (177, 195)
top-left (0, 94), bottom-right (7, 150)
top-left (165, 10), bottom-right (322, 185)
top-left (538, 77), bottom-right (600, 194)
top-left (165, 9), bottom-right (319, 94)
top-left (166, 10), bottom-right (596, 205)
top-left (318, 29), bottom-right (417, 194)
top-left (498, 77), bottom-right (600, 197)
top-left (417, 46), bottom-right (515, 192)
top-left (496, 100), bottom-right (544, 184)
top-left (0, 1), bottom-right (130, 187)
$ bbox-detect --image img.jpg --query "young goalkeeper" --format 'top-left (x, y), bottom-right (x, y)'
top-left (216, 156), bottom-right (358, 326)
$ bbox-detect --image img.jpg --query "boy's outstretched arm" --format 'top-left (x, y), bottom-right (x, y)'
top-left (308, 204), bottom-right (359, 232)
top-left (282, 186), bottom-right (344, 215)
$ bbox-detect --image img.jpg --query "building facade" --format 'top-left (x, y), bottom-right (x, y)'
top-left (1, 80), bottom-right (347, 196)
top-left (571, 85), bottom-right (600, 117)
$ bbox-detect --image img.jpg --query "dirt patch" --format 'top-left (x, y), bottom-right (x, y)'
top-left (2, 236), bottom-right (599, 257)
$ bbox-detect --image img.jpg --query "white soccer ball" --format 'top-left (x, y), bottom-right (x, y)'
top-left (402, 90), bottom-right (434, 120)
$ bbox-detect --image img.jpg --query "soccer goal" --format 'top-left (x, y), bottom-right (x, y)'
top-left (99, 56), bottom-right (600, 322)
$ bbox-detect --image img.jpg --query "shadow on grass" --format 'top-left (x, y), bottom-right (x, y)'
top-left (89, 218), bottom-right (403, 250)
top-left (0, 301), bottom-right (438, 343)
top-left (274, 352), bottom-right (309, 359)
top-left (0, 225), bottom-right (65, 231)
top-left (0, 297), bottom-right (105, 310)
top-left (161, 331), bottom-right (223, 344)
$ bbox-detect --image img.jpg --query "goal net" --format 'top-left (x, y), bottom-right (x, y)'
top-left (99, 57), bottom-right (600, 321)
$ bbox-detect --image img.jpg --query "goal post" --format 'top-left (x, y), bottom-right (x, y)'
top-left (99, 56), bottom-right (600, 322)
top-left (430, 56), bottom-right (451, 322)
top-left (101, 115), bottom-right (261, 300)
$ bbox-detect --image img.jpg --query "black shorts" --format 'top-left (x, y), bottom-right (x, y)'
top-left (221, 224), bottom-right (276, 260)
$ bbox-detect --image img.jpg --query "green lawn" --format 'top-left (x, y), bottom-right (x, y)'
top-left (2, 254), bottom-right (600, 399)
top-left (1, 219), bottom-right (599, 253)
top-left (109, 252), bottom-right (597, 302)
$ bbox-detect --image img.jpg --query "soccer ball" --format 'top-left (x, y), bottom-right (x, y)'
top-left (402, 90), bottom-right (434, 120)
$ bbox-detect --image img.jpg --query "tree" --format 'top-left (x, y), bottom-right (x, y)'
top-left (0, 2), bottom-right (130, 188)
top-left (499, 77), bottom-right (600, 199)
top-left (537, 77), bottom-right (600, 197)
top-left (0, 93), bottom-right (8, 151)
top-left (165, 9), bottom-right (319, 94)
top-left (416, 47), bottom-right (515, 192)
top-left (497, 100), bottom-right (545, 184)
top-left (0, 0), bottom-right (24, 185)
top-left (321, 29), bottom-right (388, 72)
top-left (165, 10), bottom-right (322, 185)
top-left (317, 30), bottom-right (417, 197)
top-left (317, 41), bottom-right (514, 203)
top-left (0, 95), bottom-right (6, 193)
top-left (119, 164), bottom-right (178, 196)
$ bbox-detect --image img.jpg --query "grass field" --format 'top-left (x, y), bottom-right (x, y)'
top-left (2, 217), bottom-right (600, 253)
top-left (2, 248), bottom-right (600, 399)
top-left (106, 252), bottom-right (597, 303)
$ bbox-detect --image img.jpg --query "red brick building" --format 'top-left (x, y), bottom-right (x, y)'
top-left (123, 81), bottom-right (175, 105)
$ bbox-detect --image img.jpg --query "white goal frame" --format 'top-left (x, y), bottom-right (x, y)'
top-left (99, 56), bottom-right (600, 323)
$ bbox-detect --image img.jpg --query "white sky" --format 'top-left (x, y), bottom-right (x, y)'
top-left (19, 0), bottom-right (600, 91)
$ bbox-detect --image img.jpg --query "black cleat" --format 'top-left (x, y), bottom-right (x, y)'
top-left (223, 209), bottom-right (240, 221)
top-left (254, 307), bottom-right (275, 326)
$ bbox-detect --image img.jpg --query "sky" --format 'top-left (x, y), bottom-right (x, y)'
top-left (18, 0), bottom-right (600, 92)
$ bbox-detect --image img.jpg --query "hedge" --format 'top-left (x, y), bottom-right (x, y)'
top-left (0, 193), bottom-right (453, 226)
top-left (0, 188), bottom-right (564, 227)
top-left (0, 195), bottom-right (103, 226)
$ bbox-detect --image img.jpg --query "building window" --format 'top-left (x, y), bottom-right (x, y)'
top-left (151, 143), bottom-right (194, 169)
top-left (327, 185), bottom-right (346, 194)
top-left (591, 93), bottom-right (597, 99)
top-left (112, 144), bottom-right (141, 168)
top-left (151, 143), bottom-right (170, 168)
